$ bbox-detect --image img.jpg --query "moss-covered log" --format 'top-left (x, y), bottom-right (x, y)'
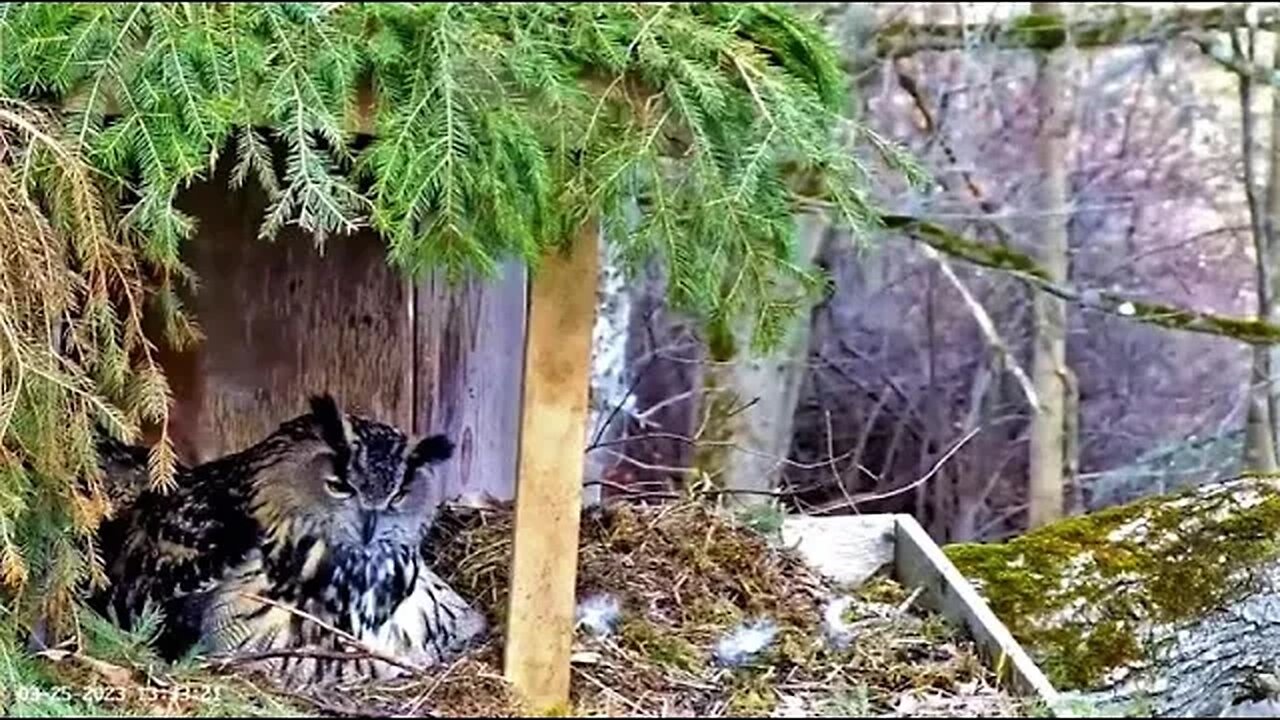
top-left (882, 215), bottom-right (1280, 346)
top-left (870, 4), bottom-right (1280, 58)
top-left (944, 476), bottom-right (1280, 716)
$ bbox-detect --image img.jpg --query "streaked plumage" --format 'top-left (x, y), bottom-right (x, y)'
top-left (89, 394), bottom-right (486, 685)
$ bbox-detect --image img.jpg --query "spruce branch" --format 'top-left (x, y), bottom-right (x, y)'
top-left (0, 100), bottom-right (175, 632)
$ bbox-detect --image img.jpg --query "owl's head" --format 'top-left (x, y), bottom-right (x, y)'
top-left (251, 394), bottom-right (454, 551)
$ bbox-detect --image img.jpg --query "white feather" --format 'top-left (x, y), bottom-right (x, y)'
top-left (575, 593), bottom-right (622, 637)
top-left (714, 618), bottom-right (778, 666)
top-left (822, 596), bottom-right (857, 649)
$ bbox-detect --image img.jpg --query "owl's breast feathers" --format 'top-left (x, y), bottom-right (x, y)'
top-left (201, 536), bottom-right (487, 685)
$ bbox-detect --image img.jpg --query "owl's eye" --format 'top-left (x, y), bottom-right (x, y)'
top-left (324, 476), bottom-right (356, 499)
top-left (389, 481), bottom-right (413, 508)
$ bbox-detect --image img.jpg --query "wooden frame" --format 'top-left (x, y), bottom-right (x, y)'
top-left (781, 513), bottom-right (1063, 713)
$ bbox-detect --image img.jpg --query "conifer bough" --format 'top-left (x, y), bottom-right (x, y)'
top-left (2, 1), bottom-right (916, 353)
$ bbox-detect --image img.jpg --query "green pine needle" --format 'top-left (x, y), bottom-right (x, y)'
top-left (1, 1), bottom-right (904, 351)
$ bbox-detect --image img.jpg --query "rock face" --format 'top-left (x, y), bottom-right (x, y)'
top-left (944, 477), bottom-right (1280, 717)
top-left (779, 514), bottom-right (896, 588)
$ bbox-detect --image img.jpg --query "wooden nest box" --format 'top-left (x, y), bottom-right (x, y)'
top-left (143, 91), bottom-right (600, 712)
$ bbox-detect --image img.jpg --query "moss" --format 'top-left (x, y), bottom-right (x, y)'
top-left (1121, 299), bottom-right (1280, 343)
top-left (856, 575), bottom-right (910, 605)
top-left (1009, 14), bottom-right (1066, 51)
top-left (1171, 304), bottom-right (1280, 344)
top-left (945, 479), bottom-right (1280, 690)
top-left (725, 670), bottom-right (778, 716)
top-left (772, 626), bottom-right (819, 667)
top-left (880, 216), bottom-right (1050, 280)
top-left (691, 381), bottom-right (741, 483)
top-left (619, 618), bottom-right (703, 674)
top-left (706, 316), bottom-right (737, 363)
top-left (818, 685), bottom-right (870, 717)
top-left (536, 702), bottom-right (574, 717)
top-left (735, 502), bottom-right (786, 538)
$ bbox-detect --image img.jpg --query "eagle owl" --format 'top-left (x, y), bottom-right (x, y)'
top-left (90, 394), bottom-right (487, 685)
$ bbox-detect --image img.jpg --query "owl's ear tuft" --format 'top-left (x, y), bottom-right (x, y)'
top-left (309, 393), bottom-right (352, 453)
top-left (408, 434), bottom-right (454, 470)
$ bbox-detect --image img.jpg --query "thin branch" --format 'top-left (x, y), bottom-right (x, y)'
top-left (1188, 31), bottom-right (1280, 88)
top-left (587, 430), bottom-right (880, 479)
top-left (871, 4), bottom-right (1280, 59)
top-left (918, 242), bottom-right (1040, 410)
top-left (807, 426), bottom-right (982, 515)
top-left (207, 647), bottom-right (372, 667)
top-left (590, 356), bottom-right (654, 446)
top-left (236, 592), bottom-right (424, 675)
top-left (880, 214), bottom-right (1280, 345)
top-left (825, 409), bottom-right (859, 512)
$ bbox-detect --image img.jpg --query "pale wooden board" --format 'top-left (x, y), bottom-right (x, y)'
top-left (503, 225), bottom-right (600, 710)
top-left (414, 262), bottom-right (527, 504)
top-left (893, 514), bottom-right (1063, 712)
top-left (163, 159), bottom-right (413, 462)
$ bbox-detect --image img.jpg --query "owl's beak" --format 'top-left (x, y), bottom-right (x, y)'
top-left (361, 511), bottom-right (379, 545)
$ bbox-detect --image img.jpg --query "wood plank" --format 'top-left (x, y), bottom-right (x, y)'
top-left (414, 262), bottom-right (527, 504)
top-left (893, 514), bottom-right (1062, 710)
top-left (164, 158), bottom-right (413, 462)
top-left (503, 223), bottom-right (600, 711)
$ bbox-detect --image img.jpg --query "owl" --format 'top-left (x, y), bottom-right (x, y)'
top-left (89, 394), bottom-right (487, 686)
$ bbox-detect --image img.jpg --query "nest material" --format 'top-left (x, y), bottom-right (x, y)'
top-left (29, 499), bottom-right (1030, 717)
top-left (415, 499), bottom-right (1031, 717)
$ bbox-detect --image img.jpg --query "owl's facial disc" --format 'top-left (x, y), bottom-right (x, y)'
top-left (307, 393), bottom-right (455, 548)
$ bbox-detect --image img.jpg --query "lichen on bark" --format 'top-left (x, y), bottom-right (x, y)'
top-left (944, 478), bottom-right (1280, 693)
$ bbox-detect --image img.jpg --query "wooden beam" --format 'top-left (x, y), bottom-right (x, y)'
top-left (893, 515), bottom-right (1062, 707)
top-left (503, 222), bottom-right (600, 712)
top-left (413, 261), bottom-right (528, 503)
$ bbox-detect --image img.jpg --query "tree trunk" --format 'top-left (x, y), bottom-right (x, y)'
top-left (697, 212), bottom-right (829, 504)
top-left (608, 258), bottom-right (703, 497)
top-left (1265, 31), bottom-right (1280, 462)
top-left (946, 476), bottom-right (1280, 718)
top-left (1244, 363), bottom-right (1277, 471)
top-left (1238, 25), bottom-right (1280, 473)
top-left (1027, 1), bottom-right (1072, 529)
top-left (1063, 365), bottom-right (1082, 514)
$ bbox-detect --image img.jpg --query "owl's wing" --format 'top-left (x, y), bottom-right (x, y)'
top-left (90, 450), bottom-right (260, 659)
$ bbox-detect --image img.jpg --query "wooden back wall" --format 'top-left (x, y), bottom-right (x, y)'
top-left (157, 158), bottom-right (526, 502)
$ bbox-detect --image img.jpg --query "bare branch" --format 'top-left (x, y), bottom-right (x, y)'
top-left (918, 242), bottom-right (1041, 410)
top-left (882, 215), bottom-right (1280, 346)
top-left (806, 426), bottom-right (982, 515)
top-left (872, 4), bottom-right (1280, 59)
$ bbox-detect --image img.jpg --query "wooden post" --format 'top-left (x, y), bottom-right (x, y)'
top-left (504, 221), bottom-right (600, 712)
